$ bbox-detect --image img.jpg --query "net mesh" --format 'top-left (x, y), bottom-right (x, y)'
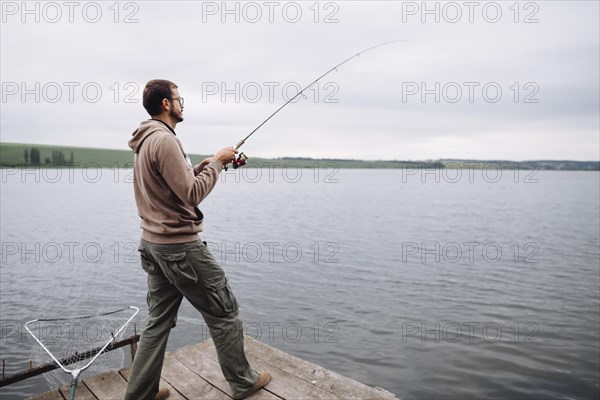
top-left (27, 307), bottom-right (138, 390)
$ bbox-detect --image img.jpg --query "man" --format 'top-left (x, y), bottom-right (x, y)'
top-left (124, 79), bottom-right (271, 400)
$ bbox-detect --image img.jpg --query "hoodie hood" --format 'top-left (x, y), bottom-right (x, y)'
top-left (128, 119), bottom-right (174, 153)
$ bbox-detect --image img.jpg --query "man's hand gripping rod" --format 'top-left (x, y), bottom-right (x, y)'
top-left (224, 40), bottom-right (404, 170)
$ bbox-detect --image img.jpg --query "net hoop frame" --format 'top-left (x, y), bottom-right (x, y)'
top-left (24, 306), bottom-right (139, 376)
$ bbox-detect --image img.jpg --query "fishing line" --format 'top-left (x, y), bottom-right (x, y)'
top-left (228, 40), bottom-right (405, 169)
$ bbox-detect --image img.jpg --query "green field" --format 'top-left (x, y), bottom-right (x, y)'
top-left (0, 142), bottom-right (598, 170)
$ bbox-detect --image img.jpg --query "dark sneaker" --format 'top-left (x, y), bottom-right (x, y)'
top-left (155, 387), bottom-right (170, 400)
top-left (234, 371), bottom-right (272, 399)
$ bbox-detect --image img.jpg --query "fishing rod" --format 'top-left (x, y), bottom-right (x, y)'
top-left (227, 40), bottom-right (404, 169)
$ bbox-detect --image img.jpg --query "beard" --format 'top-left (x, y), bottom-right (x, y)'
top-left (170, 107), bottom-right (184, 123)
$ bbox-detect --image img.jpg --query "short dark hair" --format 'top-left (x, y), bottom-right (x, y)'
top-left (143, 79), bottom-right (178, 116)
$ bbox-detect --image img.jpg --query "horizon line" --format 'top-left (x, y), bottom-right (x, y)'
top-left (1, 141), bottom-right (599, 164)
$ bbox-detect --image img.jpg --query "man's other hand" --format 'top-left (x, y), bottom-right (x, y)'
top-left (198, 157), bottom-right (214, 169)
top-left (193, 157), bottom-right (215, 174)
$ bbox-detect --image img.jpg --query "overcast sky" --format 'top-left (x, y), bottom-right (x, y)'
top-left (1, 0), bottom-right (598, 161)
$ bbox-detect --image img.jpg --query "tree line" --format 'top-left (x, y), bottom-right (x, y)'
top-left (24, 147), bottom-right (74, 166)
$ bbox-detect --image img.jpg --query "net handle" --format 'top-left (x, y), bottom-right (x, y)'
top-left (34, 306), bottom-right (133, 322)
top-left (25, 306), bottom-right (140, 374)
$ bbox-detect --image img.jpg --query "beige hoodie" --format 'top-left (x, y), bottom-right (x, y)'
top-left (128, 119), bottom-right (223, 244)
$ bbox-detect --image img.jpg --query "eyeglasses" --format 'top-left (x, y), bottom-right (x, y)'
top-left (169, 97), bottom-right (184, 107)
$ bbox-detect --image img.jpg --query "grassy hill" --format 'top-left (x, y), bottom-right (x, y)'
top-left (1, 142), bottom-right (136, 167)
top-left (1, 142), bottom-right (598, 170)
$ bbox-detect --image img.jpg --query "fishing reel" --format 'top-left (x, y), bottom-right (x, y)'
top-left (232, 152), bottom-right (248, 169)
top-left (224, 152), bottom-right (248, 171)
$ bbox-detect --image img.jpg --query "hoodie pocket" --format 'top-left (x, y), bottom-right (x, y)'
top-left (155, 251), bottom-right (198, 285)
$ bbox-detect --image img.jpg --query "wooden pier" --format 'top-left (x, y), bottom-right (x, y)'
top-left (28, 336), bottom-right (398, 399)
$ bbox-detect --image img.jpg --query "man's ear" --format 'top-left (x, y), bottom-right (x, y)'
top-left (162, 98), bottom-right (170, 111)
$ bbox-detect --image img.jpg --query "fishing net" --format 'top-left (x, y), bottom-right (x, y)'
top-left (26, 306), bottom-right (139, 391)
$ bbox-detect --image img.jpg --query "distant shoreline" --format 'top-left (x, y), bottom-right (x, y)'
top-left (1, 142), bottom-right (598, 170)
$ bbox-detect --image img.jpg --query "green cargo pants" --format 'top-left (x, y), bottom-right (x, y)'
top-left (124, 239), bottom-right (259, 400)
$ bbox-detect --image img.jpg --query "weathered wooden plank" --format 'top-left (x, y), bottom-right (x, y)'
top-left (246, 353), bottom-right (345, 399)
top-left (159, 352), bottom-right (230, 400)
top-left (58, 382), bottom-right (97, 400)
top-left (28, 388), bottom-right (65, 400)
top-left (118, 367), bottom-right (130, 380)
top-left (193, 340), bottom-right (345, 399)
top-left (172, 344), bottom-right (278, 400)
top-left (171, 345), bottom-right (233, 395)
top-left (119, 367), bottom-right (187, 400)
top-left (190, 339), bottom-right (215, 352)
top-left (82, 370), bottom-right (127, 399)
top-left (244, 337), bottom-right (397, 399)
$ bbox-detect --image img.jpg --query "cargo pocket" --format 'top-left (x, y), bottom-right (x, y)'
top-left (155, 251), bottom-right (198, 286)
top-left (204, 277), bottom-right (239, 317)
top-left (139, 246), bottom-right (158, 274)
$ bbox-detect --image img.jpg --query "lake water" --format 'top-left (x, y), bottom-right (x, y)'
top-left (1, 167), bottom-right (599, 399)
